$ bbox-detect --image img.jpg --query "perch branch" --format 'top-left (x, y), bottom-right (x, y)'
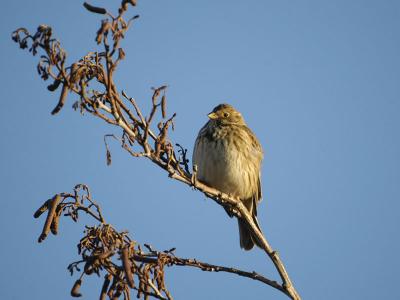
top-left (13, 1), bottom-right (300, 299)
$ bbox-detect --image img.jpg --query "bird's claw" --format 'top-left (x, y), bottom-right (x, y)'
top-left (191, 165), bottom-right (198, 188)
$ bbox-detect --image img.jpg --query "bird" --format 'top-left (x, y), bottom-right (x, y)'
top-left (193, 103), bottom-right (263, 250)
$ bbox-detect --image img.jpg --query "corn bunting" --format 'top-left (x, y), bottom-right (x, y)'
top-left (193, 104), bottom-right (263, 250)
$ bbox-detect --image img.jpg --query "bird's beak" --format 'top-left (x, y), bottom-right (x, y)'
top-left (207, 112), bottom-right (218, 119)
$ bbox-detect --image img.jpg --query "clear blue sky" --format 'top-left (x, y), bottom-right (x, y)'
top-left (1, 1), bottom-right (399, 299)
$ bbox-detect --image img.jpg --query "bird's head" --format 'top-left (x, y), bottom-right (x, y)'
top-left (207, 103), bottom-right (245, 125)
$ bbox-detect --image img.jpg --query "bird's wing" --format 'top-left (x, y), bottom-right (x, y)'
top-left (257, 175), bottom-right (262, 202)
top-left (192, 126), bottom-right (203, 166)
top-left (243, 126), bottom-right (263, 204)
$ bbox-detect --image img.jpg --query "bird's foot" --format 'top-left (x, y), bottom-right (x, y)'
top-left (191, 165), bottom-right (198, 189)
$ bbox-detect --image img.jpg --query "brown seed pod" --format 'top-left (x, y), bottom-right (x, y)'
top-left (47, 78), bottom-right (62, 91)
top-left (33, 199), bottom-right (51, 218)
top-left (96, 20), bottom-right (111, 44)
top-left (83, 2), bottom-right (107, 14)
top-left (121, 247), bottom-right (135, 288)
top-left (50, 215), bottom-right (59, 235)
top-left (50, 204), bottom-right (62, 235)
top-left (152, 89), bottom-right (160, 106)
top-left (71, 279), bottom-right (82, 297)
top-left (122, 0), bottom-right (137, 7)
top-left (51, 83), bottom-right (69, 115)
top-left (38, 194), bottom-right (61, 243)
top-left (161, 94), bottom-right (167, 119)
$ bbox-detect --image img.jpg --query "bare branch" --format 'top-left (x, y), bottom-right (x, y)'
top-left (34, 185), bottom-right (289, 299)
top-left (13, 1), bottom-right (301, 299)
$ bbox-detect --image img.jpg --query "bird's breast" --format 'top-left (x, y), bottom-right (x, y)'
top-left (194, 132), bottom-right (260, 199)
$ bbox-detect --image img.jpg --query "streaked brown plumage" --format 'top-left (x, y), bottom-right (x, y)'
top-left (193, 104), bottom-right (263, 250)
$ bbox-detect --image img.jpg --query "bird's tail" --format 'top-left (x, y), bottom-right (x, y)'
top-left (238, 214), bottom-right (263, 251)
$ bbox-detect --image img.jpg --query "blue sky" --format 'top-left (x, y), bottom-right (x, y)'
top-left (1, 1), bottom-right (399, 299)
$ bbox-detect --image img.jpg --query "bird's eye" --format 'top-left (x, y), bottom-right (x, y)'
top-left (223, 112), bottom-right (230, 118)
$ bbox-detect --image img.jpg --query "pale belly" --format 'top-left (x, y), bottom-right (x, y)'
top-left (194, 138), bottom-right (258, 200)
